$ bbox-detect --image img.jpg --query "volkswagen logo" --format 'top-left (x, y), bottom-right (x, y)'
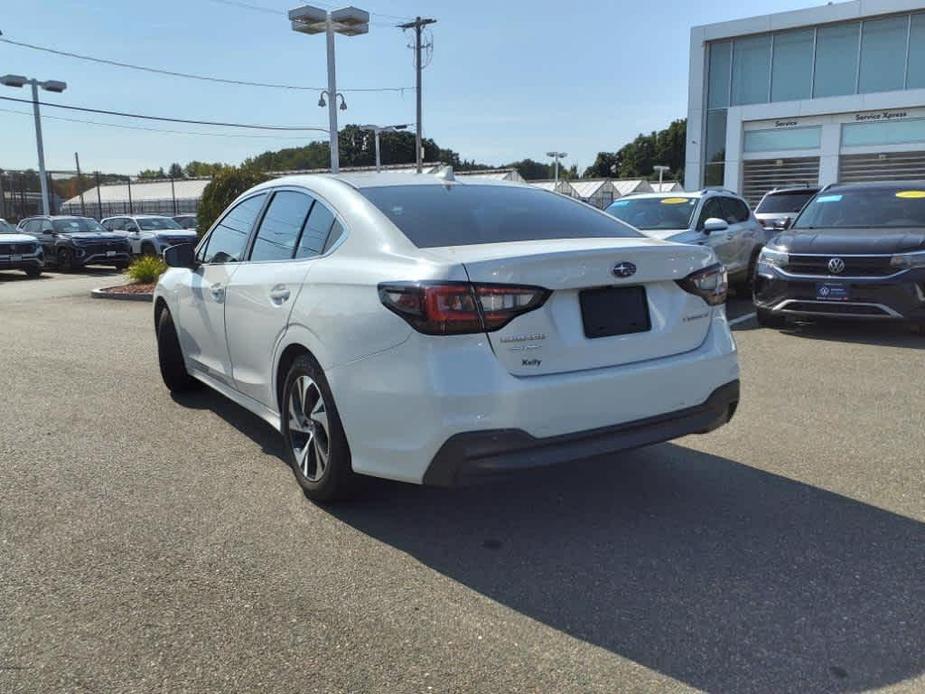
top-left (613, 261), bottom-right (637, 278)
top-left (827, 257), bottom-right (846, 274)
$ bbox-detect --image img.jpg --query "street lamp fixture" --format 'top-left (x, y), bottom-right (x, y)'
top-left (546, 151), bottom-right (567, 183)
top-left (653, 164), bottom-right (671, 188)
top-left (289, 5), bottom-right (369, 173)
top-left (1, 73), bottom-right (68, 215)
top-left (359, 123), bottom-right (409, 172)
top-left (317, 90), bottom-right (347, 110)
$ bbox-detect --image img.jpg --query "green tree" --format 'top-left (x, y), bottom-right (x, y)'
top-left (196, 167), bottom-right (270, 236)
top-left (583, 119), bottom-right (686, 181)
top-left (185, 161), bottom-right (227, 178)
top-left (168, 163), bottom-right (185, 179)
top-left (138, 167), bottom-right (165, 179)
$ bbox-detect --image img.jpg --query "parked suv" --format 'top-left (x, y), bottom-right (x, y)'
top-left (155, 173), bottom-right (739, 501)
top-left (605, 189), bottom-right (769, 286)
top-left (0, 218), bottom-right (44, 277)
top-left (754, 181), bottom-right (925, 330)
top-left (172, 214), bottom-right (197, 231)
top-left (101, 215), bottom-right (197, 256)
top-left (754, 185), bottom-right (820, 231)
top-left (18, 216), bottom-right (132, 271)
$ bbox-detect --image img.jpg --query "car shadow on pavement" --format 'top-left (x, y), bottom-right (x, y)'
top-left (327, 445), bottom-right (924, 693)
top-left (778, 320), bottom-right (924, 350)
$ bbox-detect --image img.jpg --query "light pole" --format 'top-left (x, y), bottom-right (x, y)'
top-left (653, 164), bottom-right (670, 189)
top-left (359, 124), bottom-right (409, 172)
top-left (546, 151), bottom-right (567, 183)
top-left (1, 73), bottom-right (67, 215)
top-left (289, 5), bottom-right (369, 173)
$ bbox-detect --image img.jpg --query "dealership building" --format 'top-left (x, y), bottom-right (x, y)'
top-left (686, 0), bottom-right (925, 204)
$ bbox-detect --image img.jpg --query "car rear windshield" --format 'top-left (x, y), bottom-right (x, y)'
top-left (605, 196), bottom-right (698, 230)
top-left (53, 218), bottom-right (106, 233)
top-left (138, 217), bottom-right (182, 231)
top-left (793, 187), bottom-right (925, 229)
top-left (358, 184), bottom-right (640, 247)
top-left (756, 190), bottom-right (816, 214)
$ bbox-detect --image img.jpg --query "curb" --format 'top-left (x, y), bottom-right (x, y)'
top-left (91, 287), bottom-right (154, 303)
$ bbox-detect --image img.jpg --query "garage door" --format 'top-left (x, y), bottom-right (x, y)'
top-left (839, 151), bottom-right (925, 183)
top-left (741, 157), bottom-right (820, 208)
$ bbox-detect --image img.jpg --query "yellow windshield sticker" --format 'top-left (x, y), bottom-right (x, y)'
top-left (660, 197), bottom-right (688, 205)
top-left (896, 190), bottom-right (925, 199)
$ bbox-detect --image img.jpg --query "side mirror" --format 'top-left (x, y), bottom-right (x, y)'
top-left (703, 217), bottom-right (729, 234)
top-left (164, 242), bottom-right (197, 269)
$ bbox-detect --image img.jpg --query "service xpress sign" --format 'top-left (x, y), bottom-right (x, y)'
top-left (854, 110), bottom-right (909, 122)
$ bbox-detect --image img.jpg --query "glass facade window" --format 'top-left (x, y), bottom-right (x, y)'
top-left (731, 34), bottom-right (771, 105)
top-left (708, 41), bottom-right (731, 108)
top-left (705, 110), bottom-right (727, 164)
top-left (859, 16), bottom-right (908, 93)
top-left (813, 22), bottom-right (860, 98)
top-left (842, 118), bottom-right (925, 147)
top-left (771, 29), bottom-right (814, 102)
top-left (909, 14), bottom-right (925, 89)
top-left (744, 126), bottom-right (822, 153)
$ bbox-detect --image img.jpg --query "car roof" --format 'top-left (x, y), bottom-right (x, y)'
top-left (826, 180), bottom-right (925, 193)
top-left (259, 170), bottom-right (525, 192)
top-left (764, 185), bottom-right (820, 194)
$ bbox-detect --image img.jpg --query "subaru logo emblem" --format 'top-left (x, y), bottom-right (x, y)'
top-left (827, 257), bottom-right (846, 274)
top-left (613, 261), bottom-right (637, 278)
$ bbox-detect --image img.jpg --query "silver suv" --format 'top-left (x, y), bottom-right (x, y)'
top-left (605, 189), bottom-right (770, 286)
top-left (101, 215), bottom-right (197, 256)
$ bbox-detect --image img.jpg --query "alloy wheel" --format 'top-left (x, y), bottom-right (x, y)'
top-left (287, 375), bottom-right (330, 482)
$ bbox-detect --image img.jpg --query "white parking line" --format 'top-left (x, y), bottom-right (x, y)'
top-left (728, 312), bottom-right (757, 327)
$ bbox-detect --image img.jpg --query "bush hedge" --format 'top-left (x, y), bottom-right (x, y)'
top-left (127, 256), bottom-right (167, 284)
top-left (196, 167), bottom-right (270, 237)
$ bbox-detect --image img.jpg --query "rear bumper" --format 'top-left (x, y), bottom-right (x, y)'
top-left (754, 266), bottom-right (925, 322)
top-left (423, 380), bottom-right (739, 486)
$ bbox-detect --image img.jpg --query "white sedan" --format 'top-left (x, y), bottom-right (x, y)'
top-left (154, 171), bottom-right (740, 501)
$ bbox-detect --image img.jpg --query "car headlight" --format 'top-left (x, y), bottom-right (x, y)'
top-left (758, 247), bottom-right (789, 268)
top-left (889, 250), bottom-right (925, 269)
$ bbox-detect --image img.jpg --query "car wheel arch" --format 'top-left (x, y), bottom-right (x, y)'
top-left (275, 343), bottom-right (313, 415)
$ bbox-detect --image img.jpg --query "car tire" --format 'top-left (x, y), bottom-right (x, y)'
top-left (57, 248), bottom-right (75, 272)
top-left (281, 354), bottom-right (355, 502)
top-left (25, 266), bottom-right (42, 278)
top-left (157, 308), bottom-right (200, 393)
top-left (756, 306), bottom-right (786, 329)
top-left (745, 249), bottom-right (761, 290)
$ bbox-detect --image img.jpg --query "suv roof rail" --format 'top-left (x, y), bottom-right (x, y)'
top-left (700, 186), bottom-right (737, 195)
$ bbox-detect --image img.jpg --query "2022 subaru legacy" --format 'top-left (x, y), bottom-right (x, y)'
top-left (154, 172), bottom-right (740, 501)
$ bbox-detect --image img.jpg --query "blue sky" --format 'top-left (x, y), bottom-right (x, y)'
top-left (2, 0), bottom-right (815, 175)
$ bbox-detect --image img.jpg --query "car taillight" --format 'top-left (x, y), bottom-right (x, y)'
top-left (676, 263), bottom-right (727, 306)
top-left (378, 281), bottom-right (550, 335)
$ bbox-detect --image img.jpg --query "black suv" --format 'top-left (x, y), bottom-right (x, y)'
top-left (754, 185), bottom-right (820, 231)
top-left (18, 216), bottom-right (132, 271)
top-left (754, 181), bottom-right (925, 330)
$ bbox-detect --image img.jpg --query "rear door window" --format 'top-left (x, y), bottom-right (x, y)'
top-left (697, 198), bottom-right (726, 228)
top-left (249, 191), bottom-right (313, 262)
top-left (295, 200), bottom-right (335, 258)
top-left (359, 184), bottom-right (640, 248)
top-left (199, 193), bottom-right (266, 264)
top-left (720, 197), bottom-right (750, 223)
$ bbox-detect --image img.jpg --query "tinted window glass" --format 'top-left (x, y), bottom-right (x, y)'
top-left (138, 217), bottom-right (182, 231)
top-left (813, 23), bottom-right (860, 98)
top-left (0, 220), bottom-right (14, 233)
top-left (251, 191), bottom-right (313, 261)
top-left (720, 197), bottom-right (749, 223)
top-left (858, 16), bottom-right (907, 94)
top-left (23, 220), bottom-right (40, 233)
top-left (361, 185), bottom-right (640, 248)
top-left (756, 191), bottom-right (816, 214)
top-left (52, 218), bottom-right (105, 233)
top-left (606, 197), bottom-right (697, 230)
top-left (910, 14), bottom-right (925, 89)
top-left (794, 187), bottom-right (925, 229)
top-left (295, 200), bottom-right (334, 258)
top-left (731, 34), bottom-right (771, 105)
top-left (698, 198), bottom-right (725, 228)
top-left (323, 219), bottom-right (344, 253)
top-left (842, 118), bottom-right (925, 147)
top-left (744, 126), bottom-right (821, 152)
top-left (707, 41), bottom-right (731, 108)
top-left (201, 194), bottom-right (265, 264)
top-left (771, 29), bottom-right (813, 102)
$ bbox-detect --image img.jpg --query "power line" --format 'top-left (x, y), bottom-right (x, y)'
top-left (0, 107), bottom-right (310, 140)
top-left (0, 37), bottom-right (411, 93)
top-left (203, 0), bottom-right (410, 26)
top-left (0, 95), bottom-right (329, 131)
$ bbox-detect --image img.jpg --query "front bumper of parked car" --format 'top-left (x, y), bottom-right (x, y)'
top-left (754, 261), bottom-right (925, 322)
top-left (0, 247), bottom-right (43, 270)
top-left (73, 245), bottom-right (132, 265)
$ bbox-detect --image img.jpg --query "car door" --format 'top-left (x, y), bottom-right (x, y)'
top-left (718, 196), bottom-right (752, 274)
top-left (174, 193), bottom-right (267, 385)
top-left (696, 197), bottom-right (738, 269)
top-left (224, 189), bottom-right (338, 407)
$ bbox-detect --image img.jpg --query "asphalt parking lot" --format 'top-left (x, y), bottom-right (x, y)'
top-left (1, 271), bottom-right (923, 693)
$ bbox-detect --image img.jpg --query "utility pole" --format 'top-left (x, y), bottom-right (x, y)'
top-left (399, 16), bottom-right (436, 173)
top-left (74, 152), bottom-right (86, 217)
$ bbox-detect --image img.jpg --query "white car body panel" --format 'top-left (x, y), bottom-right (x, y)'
top-left (155, 173), bottom-right (740, 486)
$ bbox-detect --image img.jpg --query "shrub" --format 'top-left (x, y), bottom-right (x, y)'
top-left (127, 256), bottom-right (167, 284)
top-left (196, 166), bottom-right (270, 237)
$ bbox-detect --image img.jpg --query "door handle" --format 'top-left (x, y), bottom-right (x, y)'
top-left (269, 285), bottom-right (291, 304)
top-left (209, 283), bottom-right (225, 301)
